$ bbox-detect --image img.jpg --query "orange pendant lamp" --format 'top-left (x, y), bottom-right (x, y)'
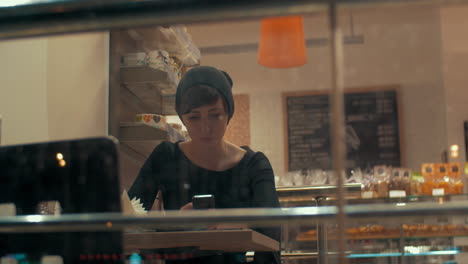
top-left (258, 16), bottom-right (307, 68)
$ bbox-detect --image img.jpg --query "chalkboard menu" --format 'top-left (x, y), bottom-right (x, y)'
top-left (285, 88), bottom-right (401, 171)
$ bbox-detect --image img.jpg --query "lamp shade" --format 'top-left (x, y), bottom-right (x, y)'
top-left (258, 16), bottom-right (307, 68)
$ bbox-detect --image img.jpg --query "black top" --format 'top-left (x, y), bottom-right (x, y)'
top-left (128, 141), bottom-right (280, 264)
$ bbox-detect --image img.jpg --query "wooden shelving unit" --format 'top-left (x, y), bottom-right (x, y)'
top-left (109, 25), bottom-right (200, 189)
top-left (121, 26), bottom-right (200, 67)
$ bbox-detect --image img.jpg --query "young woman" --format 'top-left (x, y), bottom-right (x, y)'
top-left (129, 66), bottom-right (280, 264)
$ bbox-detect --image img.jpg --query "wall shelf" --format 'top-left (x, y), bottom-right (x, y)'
top-left (120, 79), bottom-right (177, 118)
top-left (119, 122), bottom-right (168, 142)
top-left (124, 26), bottom-right (201, 67)
top-left (121, 66), bottom-right (178, 95)
top-left (277, 184), bottom-right (362, 203)
top-left (119, 122), bottom-right (186, 143)
top-left (120, 84), bottom-right (161, 120)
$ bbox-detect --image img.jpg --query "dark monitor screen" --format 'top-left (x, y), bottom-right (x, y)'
top-left (0, 137), bottom-right (121, 214)
top-left (0, 137), bottom-right (122, 263)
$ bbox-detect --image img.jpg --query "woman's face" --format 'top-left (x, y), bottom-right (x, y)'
top-left (182, 97), bottom-right (228, 146)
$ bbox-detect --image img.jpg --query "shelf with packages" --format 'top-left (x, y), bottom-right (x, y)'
top-left (276, 184), bottom-right (362, 207)
top-left (277, 184), bottom-right (467, 207)
top-left (120, 66), bottom-right (178, 116)
top-left (119, 122), bottom-right (185, 142)
top-left (121, 25), bottom-right (201, 67)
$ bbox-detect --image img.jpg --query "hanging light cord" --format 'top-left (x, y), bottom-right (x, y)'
top-left (329, 0), bottom-right (347, 263)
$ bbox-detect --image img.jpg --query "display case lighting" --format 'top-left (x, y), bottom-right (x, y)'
top-left (0, 0), bottom-right (35, 8)
top-left (347, 248), bottom-right (460, 258)
top-left (25, 215), bottom-right (42, 223)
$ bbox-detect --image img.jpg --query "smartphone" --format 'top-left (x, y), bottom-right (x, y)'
top-left (192, 194), bottom-right (215, 209)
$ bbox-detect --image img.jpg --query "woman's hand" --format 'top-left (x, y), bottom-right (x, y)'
top-left (180, 202), bottom-right (193, 210)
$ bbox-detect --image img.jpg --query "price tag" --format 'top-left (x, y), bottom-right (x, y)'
top-left (362, 191), bottom-right (374, 199)
top-left (432, 188), bottom-right (445, 196)
top-left (389, 190), bottom-right (406, 198)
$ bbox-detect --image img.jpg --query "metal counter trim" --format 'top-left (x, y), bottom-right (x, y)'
top-left (1, 201), bottom-right (468, 232)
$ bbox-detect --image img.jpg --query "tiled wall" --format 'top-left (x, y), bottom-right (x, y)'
top-left (225, 94), bottom-right (251, 147)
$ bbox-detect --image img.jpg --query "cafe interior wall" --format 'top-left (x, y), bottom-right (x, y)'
top-left (440, 5), bottom-right (468, 171)
top-left (0, 32), bottom-right (109, 146)
top-left (189, 5), bottom-right (453, 177)
top-left (46, 33), bottom-right (109, 141)
top-left (0, 38), bottom-right (49, 145)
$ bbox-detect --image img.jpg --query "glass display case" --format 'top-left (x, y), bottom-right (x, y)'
top-left (1, 0), bottom-right (468, 264)
top-left (277, 185), bottom-right (468, 264)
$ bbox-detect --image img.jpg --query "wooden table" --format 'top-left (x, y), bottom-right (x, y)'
top-left (124, 229), bottom-right (279, 252)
